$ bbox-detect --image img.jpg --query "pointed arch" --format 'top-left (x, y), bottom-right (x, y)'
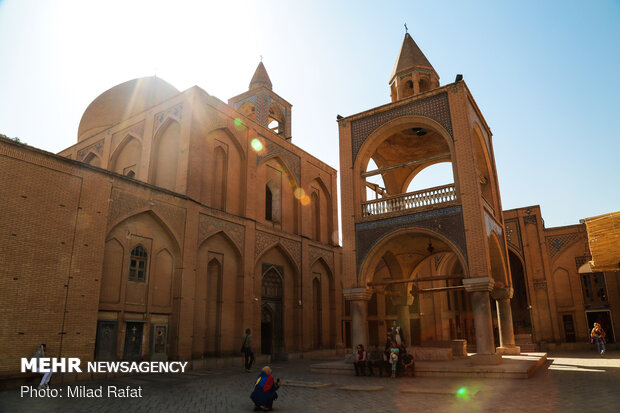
top-left (311, 257), bottom-right (336, 348)
top-left (258, 154), bottom-right (299, 188)
top-left (194, 230), bottom-right (243, 357)
top-left (151, 117), bottom-right (181, 191)
top-left (107, 209), bottom-right (182, 255)
top-left (488, 231), bottom-right (508, 286)
top-left (473, 122), bottom-right (499, 214)
top-left (83, 151), bottom-right (102, 167)
top-left (238, 101), bottom-right (257, 122)
top-left (110, 133), bottom-right (142, 177)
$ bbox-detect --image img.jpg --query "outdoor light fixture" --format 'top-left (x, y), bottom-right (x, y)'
top-left (427, 240), bottom-right (434, 254)
top-left (416, 129), bottom-right (427, 136)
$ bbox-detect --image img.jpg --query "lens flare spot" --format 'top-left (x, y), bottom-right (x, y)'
top-left (456, 386), bottom-right (470, 401)
top-left (294, 188), bottom-right (305, 199)
top-left (234, 118), bottom-right (244, 129)
top-left (251, 138), bottom-right (264, 152)
top-left (300, 195), bottom-right (310, 206)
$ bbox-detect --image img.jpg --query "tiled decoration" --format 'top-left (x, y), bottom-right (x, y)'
top-left (77, 139), bottom-right (105, 161)
top-left (198, 213), bottom-right (245, 252)
top-left (546, 233), bottom-right (581, 259)
top-left (351, 92), bottom-right (452, 162)
top-left (355, 205), bottom-right (467, 270)
top-left (255, 230), bottom-right (302, 271)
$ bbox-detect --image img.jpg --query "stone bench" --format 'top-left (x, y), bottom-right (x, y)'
top-left (421, 340), bottom-right (467, 357)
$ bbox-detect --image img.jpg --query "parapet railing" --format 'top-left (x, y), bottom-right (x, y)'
top-left (362, 184), bottom-right (457, 217)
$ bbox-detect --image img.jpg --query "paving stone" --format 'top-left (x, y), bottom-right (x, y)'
top-left (0, 352), bottom-right (619, 413)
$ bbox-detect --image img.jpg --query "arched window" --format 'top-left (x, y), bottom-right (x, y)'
top-left (212, 146), bottom-right (228, 210)
top-left (265, 185), bottom-right (273, 221)
top-left (311, 192), bottom-right (320, 241)
top-left (129, 245), bottom-right (148, 282)
top-left (268, 104), bottom-right (285, 136)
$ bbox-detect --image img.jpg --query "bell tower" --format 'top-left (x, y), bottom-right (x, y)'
top-left (389, 33), bottom-right (440, 102)
top-left (229, 62), bottom-right (292, 141)
top-left (338, 32), bottom-right (517, 365)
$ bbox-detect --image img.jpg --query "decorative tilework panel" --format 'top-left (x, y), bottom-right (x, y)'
top-left (309, 245), bottom-right (335, 272)
top-left (484, 211), bottom-right (503, 237)
top-left (198, 213), bottom-right (245, 252)
top-left (77, 139), bottom-right (105, 161)
top-left (504, 219), bottom-right (522, 254)
top-left (546, 233), bottom-right (581, 259)
top-left (256, 135), bottom-right (301, 185)
top-left (154, 103), bottom-right (183, 133)
top-left (107, 188), bottom-right (186, 241)
top-left (350, 92), bottom-right (452, 162)
top-left (255, 230), bottom-right (302, 270)
top-left (355, 206), bottom-right (467, 270)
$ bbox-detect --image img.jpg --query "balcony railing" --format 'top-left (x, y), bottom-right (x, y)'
top-left (362, 184), bottom-right (457, 217)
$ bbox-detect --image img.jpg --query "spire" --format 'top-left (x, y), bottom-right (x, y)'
top-left (249, 61), bottom-right (272, 90)
top-left (390, 33), bottom-right (434, 82)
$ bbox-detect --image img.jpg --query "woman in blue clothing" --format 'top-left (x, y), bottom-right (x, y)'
top-left (250, 366), bottom-right (280, 411)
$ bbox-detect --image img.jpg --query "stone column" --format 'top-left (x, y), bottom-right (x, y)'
top-left (492, 287), bottom-right (520, 355)
top-left (343, 288), bottom-right (372, 349)
top-left (397, 305), bottom-right (411, 346)
top-left (463, 277), bottom-right (502, 365)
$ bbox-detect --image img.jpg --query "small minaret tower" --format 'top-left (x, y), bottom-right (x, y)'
top-left (389, 32), bottom-right (440, 102)
top-left (229, 61), bottom-right (292, 141)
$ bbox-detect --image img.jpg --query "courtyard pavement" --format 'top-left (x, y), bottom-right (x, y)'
top-left (1, 351), bottom-right (619, 413)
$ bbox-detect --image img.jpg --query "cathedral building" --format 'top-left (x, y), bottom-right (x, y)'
top-left (0, 63), bottom-right (342, 374)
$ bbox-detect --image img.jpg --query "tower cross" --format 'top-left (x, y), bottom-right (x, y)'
top-left (404, 23), bottom-right (408, 33)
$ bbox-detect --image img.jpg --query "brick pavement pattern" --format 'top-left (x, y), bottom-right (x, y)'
top-left (1, 352), bottom-right (619, 413)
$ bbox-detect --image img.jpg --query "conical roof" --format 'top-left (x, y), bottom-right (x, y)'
top-left (390, 33), bottom-right (434, 82)
top-left (249, 62), bottom-right (272, 90)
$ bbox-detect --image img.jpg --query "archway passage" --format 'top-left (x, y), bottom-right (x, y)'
top-left (508, 250), bottom-right (532, 336)
top-left (361, 230), bottom-right (472, 348)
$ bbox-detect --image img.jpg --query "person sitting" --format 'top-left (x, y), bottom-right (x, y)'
top-left (367, 345), bottom-right (386, 377)
top-left (401, 352), bottom-right (415, 377)
top-left (354, 344), bottom-right (368, 376)
top-left (250, 366), bottom-right (280, 411)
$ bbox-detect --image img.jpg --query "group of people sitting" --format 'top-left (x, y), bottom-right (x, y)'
top-left (353, 331), bottom-right (415, 378)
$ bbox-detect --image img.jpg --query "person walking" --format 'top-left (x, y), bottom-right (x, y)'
top-left (353, 344), bottom-right (368, 376)
top-left (250, 366), bottom-right (280, 411)
top-left (33, 344), bottom-right (52, 389)
top-left (241, 328), bottom-right (255, 372)
top-left (590, 322), bottom-right (607, 357)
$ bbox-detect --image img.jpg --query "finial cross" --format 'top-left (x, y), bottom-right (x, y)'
top-left (260, 55), bottom-right (263, 62)
top-left (404, 23), bottom-right (408, 33)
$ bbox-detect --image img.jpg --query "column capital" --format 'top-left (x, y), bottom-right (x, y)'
top-left (343, 288), bottom-right (372, 301)
top-left (491, 287), bottom-right (514, 300)
top-left (463, 277), bottom-right (495, 292)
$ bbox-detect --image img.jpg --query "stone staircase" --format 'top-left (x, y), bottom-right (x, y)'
top-left (515, 334), bottom-right (538, 352)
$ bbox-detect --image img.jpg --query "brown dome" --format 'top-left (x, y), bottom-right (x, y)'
top-left (77, 77), bottom-right (179, 141)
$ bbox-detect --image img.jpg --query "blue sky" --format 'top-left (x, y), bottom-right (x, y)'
top-left (0, 0), bottom-right (618, 227)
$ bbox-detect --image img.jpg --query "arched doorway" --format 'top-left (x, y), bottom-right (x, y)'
top-left (261, 265), bottom-right (283, 358)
